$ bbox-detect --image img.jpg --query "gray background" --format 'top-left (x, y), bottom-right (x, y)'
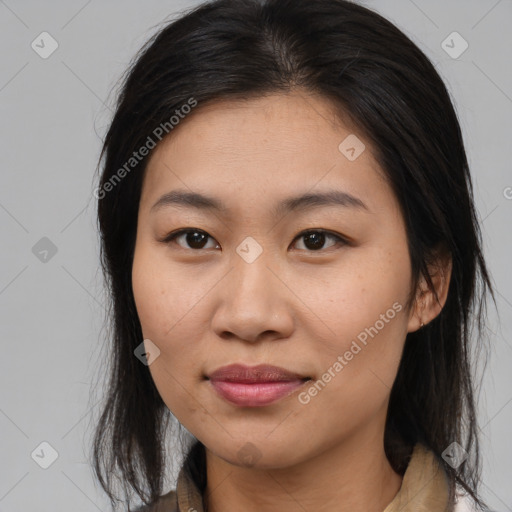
top-left (0, 0), bottom-right (511, 510)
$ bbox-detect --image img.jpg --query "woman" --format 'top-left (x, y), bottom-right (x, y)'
top-left (91, 0), bottom-right (495, 510)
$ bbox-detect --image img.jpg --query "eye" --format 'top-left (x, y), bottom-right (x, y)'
top-left (162, 229), bottom-right (219, 250)
top-left (161, 228), bottom-right (348, 252)
top-left (292, 229), bottom-right (348, 251)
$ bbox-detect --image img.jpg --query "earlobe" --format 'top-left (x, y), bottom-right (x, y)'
top-left (406, 287), bottom-right (428, 333)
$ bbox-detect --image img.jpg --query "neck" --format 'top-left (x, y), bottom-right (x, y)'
top-left (203, 431), bottom-right (403, 512)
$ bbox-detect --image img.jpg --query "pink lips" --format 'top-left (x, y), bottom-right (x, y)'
top-left (207, 364), bottom-right (310, 407)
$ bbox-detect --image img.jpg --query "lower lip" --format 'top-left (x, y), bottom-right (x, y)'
top-left (209, 379), bottom-right (309, 407)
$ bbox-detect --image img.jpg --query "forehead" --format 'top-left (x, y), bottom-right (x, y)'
top-left (141, 92), bottom-right (389, 213)
top-left (154, 91), bottom-right (362, 158)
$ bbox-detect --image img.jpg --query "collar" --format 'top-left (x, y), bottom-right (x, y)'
top-left (383, 443), bottom-right (450, 512)
top-left (167, 443), bottom-right (450, 512)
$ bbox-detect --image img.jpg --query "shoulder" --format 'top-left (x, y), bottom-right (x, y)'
top-left (131, 490), bottom-right (178, 512)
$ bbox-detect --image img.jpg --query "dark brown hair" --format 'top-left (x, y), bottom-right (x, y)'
top-left (91, 0), bottom-right (495, 510)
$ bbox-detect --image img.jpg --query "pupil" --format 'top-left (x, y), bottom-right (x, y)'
top-left (187, 231), bottom-right (207, 249)
top-left (305, 232), bottom-right (324, 250)
top-left (184, 231), bottom-right (326, 250)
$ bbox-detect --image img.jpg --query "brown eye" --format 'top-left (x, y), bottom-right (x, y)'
top-left (162, 228), bottom-right (347, 252)
top-left (292, 230), bottom-right (347, 251)
top-left (163, 229), bottom-right (219, 250)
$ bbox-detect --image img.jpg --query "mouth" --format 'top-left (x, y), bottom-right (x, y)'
top-left (206, 363), bottom-right (312, 407)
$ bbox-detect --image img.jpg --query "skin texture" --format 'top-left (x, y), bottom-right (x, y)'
top-left (131, 91), bottom-right (451, 512)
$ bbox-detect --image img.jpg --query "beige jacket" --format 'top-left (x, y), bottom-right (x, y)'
top-left (136, 443), bottom-right (473, 512)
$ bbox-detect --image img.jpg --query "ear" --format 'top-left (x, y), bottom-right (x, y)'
top-left (407, 248), bottom-right (452, 333)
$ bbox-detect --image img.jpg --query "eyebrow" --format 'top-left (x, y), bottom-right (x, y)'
top-left (150, 188), bottom-right (369, 216)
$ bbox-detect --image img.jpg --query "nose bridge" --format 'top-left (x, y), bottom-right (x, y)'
top-left (211, 239), bottom-right (293, 342)
top-left (230, 240), bottom-right (279, 309)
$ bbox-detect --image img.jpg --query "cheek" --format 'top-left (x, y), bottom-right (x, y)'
top-left (295, 292), bottom-right (407, 442)
top-left (301, 248), bottom-right (411, 408)
top-left (132, 242), bottom-right (207, 340)
top-left (305, 249), bottom-right (411, 350)
top-left (132, 245), bottom-right (195, 391)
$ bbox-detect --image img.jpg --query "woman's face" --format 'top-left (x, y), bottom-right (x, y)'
top-left (132, 92), bottom-right (419, 468)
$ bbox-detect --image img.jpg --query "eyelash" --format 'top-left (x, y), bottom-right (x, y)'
top-left (161, 228), bottom-right (349, 252)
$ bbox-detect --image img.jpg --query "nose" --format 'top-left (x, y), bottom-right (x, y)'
top-left (210, 250), bottom-right (295, 344)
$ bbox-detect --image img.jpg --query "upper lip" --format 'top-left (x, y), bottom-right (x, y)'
top-left (207, 364), bottom-right (310, 383)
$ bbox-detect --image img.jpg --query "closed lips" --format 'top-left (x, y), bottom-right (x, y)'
top-left (207, 364), bottom-right (311, 383)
